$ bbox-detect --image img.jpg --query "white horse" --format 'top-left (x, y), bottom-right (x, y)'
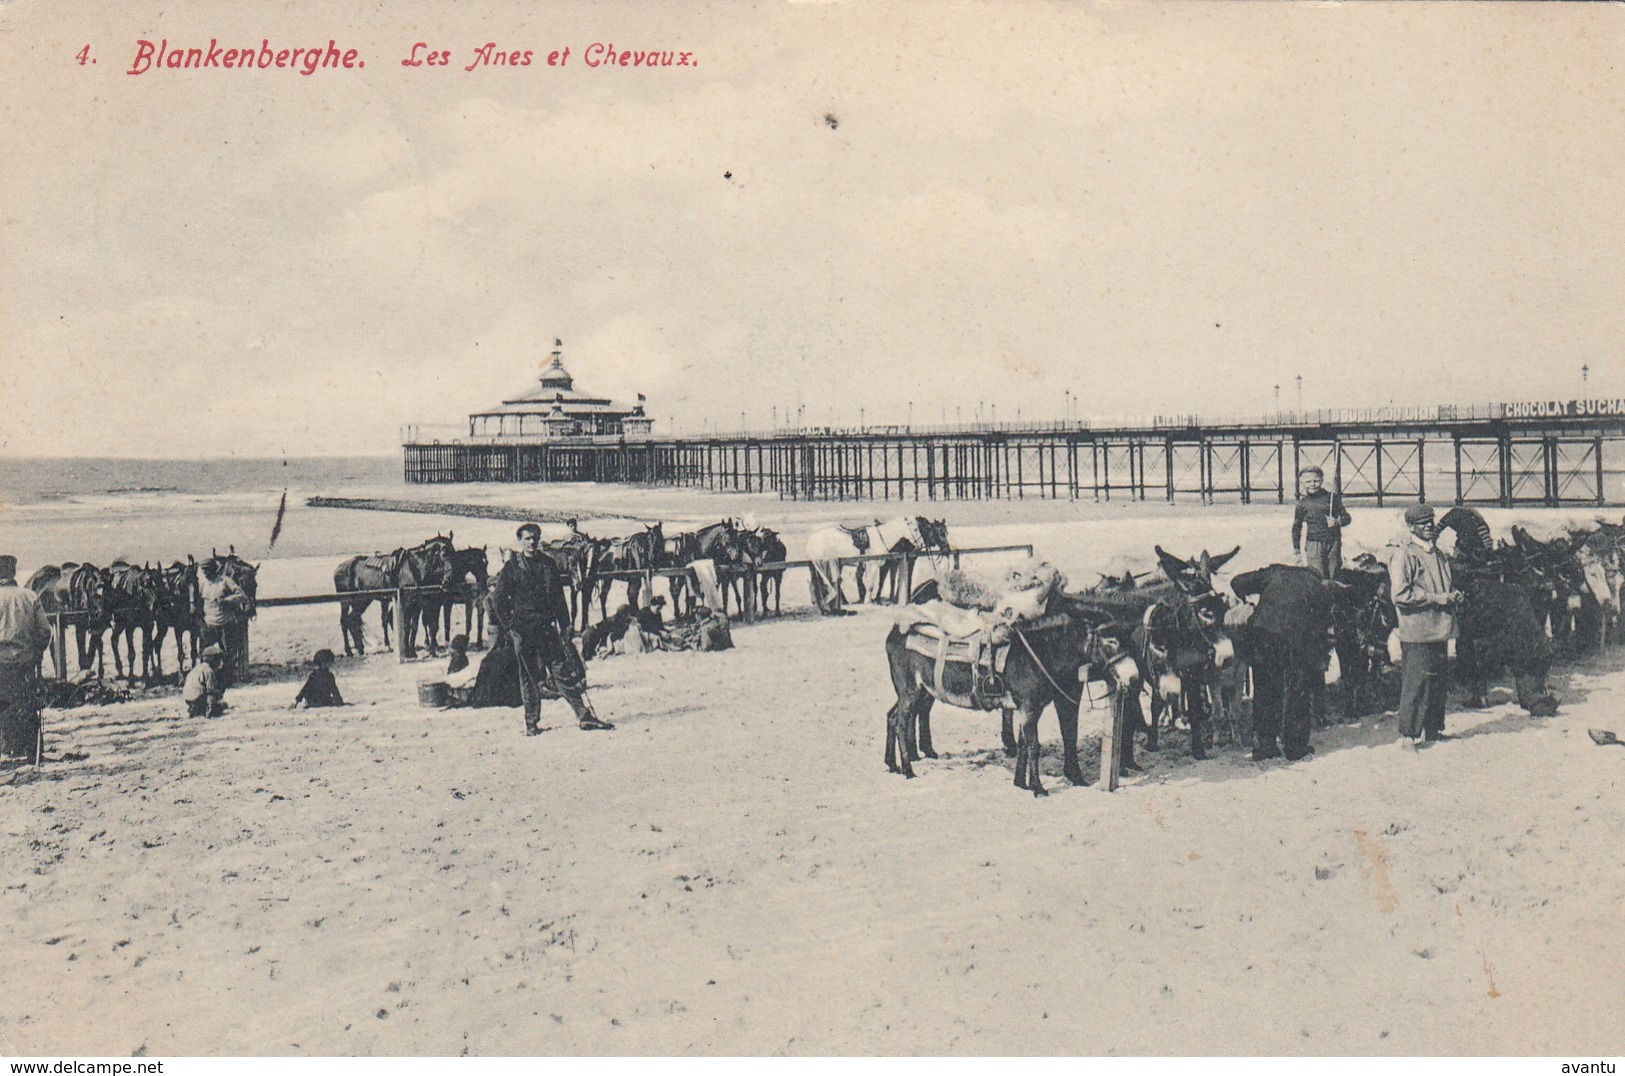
top-left (803, 516), bottom-right (949, 614)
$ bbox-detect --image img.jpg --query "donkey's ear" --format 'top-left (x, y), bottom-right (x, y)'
top-left (1154, 546), bottom-right (1187, 576)
top-left (1207, 546), bottom-right (1241, 573)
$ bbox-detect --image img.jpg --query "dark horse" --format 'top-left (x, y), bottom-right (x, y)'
top-left (874, 517), bottom-right (951, 605)
top-left (106, 562), bottom-right (161, 682)
top-left (335, 535), bottom-right (454, 658)
top-left (541, 534), bottom-right (602, 631)
top-left (26, 562), bottom-right (111, 677)
top-left (884, 598), bottom-right (1134, 796)
top-left (663, 520), bottom-right (751, 618)
top-left (440, 546), bottom-right (490, 648)
top-left (152, 559), bottom-right (202, 680)
top-left (742, 527), bottom-right (788, 617)
top-left (586, 523), bottom-right (664, 626)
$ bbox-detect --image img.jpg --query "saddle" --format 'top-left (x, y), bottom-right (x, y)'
top-left (837, 523), bottom-right (872, 553)
top-left (359, 551), bottom-right (401, 573)
top-left (904, 619), bottom-right (1013, 711)
top-left (898, 603), bottom-right (1072, 711)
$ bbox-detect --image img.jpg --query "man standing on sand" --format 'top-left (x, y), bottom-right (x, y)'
top-left (1386, 504), bottom-right (1463, 749)
top-left (492, 523), bottom-right (613, 735)
top-left (197, 559), bottom-right (248, 686)
top-left (1292, 466), bottom-right (1352, 579)
top-left (1230, 562), bottom-right (1333, 763)
top-left (0, 555), bottom-right (52, 764)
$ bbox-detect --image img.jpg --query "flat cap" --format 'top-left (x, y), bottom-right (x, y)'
top-left (1403, 504), bottom-right (1436, 525)
top-left (202, 644), bottom-right (225, 659)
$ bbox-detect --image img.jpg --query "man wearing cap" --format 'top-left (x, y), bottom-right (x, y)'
top-left (183, 644), bottom-right (227, 718)
top-left (0, 555), bottom-right (52, 763)
top-left (1386, 504), bottom-right (1463, 748)
top-left (1292, 466), bottom-right (1352, 579)
top-left (198, 559), bottom-right (248, 686)
top-left (492, 523), bottom-right (613, 734)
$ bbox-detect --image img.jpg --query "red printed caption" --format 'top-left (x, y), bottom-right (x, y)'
top-left (402, 42), bottom-right (696, 69)
top-left (80, 40), bottom-right (696, 73)
top-left (124, 39), bottom-right (363, 75)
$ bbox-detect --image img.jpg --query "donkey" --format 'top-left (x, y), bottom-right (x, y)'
top-left (884, 601), bottom-right (1130, 796)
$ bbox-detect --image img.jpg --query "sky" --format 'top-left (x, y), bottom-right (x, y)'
top-left (2, 0), bottom-right (1623, 457)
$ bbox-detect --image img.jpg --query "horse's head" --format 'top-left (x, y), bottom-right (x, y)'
top-left (418, 535), bottom-right (457, 585)
top-left (455, 547), bottom-right (490, 589)
top-left (77, 564), bottom-right (112, 618)
top-left (915, 517), bottom-right (951, 555)
top-left (638, 522), bottom-right (665, 567)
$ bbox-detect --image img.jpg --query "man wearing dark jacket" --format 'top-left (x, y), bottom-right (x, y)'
top-left (1292, 466), bottom-right (1352, 579)
top-left (1231, 563), bottom-right (1334, 762)
top-left (492, 523), bottom-right (613, 734)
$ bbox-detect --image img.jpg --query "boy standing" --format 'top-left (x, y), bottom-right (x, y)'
top-left (1292, 466), bottom-right (1351, 579)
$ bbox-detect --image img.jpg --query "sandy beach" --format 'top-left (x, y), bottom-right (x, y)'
top-left (2, 482), bottom-right (1623, 1056)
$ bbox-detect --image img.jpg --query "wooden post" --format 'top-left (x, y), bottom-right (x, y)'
top-left (395, 588), bottom-right (407, 665)
top-left (53, 613), bottom-right (68, 683)
top-left (1100, 687), bottom-right (1124, 792)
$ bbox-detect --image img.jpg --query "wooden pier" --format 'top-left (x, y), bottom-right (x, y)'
top-left (403, 401), bottom-right (1625, 507)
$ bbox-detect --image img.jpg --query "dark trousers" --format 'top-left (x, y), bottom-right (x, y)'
top-left (1396, 641), bottom-right (1450, 739)
top-left (1250, 633), bottom-right (1320, 757)
top-left (201, 623), bottom-right (243, 686)
top-left (1303, 539), bottom-right (1341, 580)
top-left (510, 627), bottom-right (589, 728)
top-left (0, 662), bottom-right (41, 762)
top-left (186, 696), bottom-right (226, 718)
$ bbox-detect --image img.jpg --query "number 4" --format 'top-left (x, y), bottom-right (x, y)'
top-left (75, 44), bottom-right (92, 65)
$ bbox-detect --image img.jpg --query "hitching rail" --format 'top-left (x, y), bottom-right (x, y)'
top-left (39, 545), bottom-right (1035, 677)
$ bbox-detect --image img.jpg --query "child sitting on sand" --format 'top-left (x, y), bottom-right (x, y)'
top-left (290, 649), bottom-right (345, 709)
top-left (446, 634), bottom-right (470, 675)
top-left (183, 645), bottom-right (228, 718)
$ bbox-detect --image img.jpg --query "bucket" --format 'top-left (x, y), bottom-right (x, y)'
top-left (418, 680), bottom-right (450, 708)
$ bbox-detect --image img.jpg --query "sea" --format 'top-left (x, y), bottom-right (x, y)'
top-left (0, 456), bottom-right (400, 507)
